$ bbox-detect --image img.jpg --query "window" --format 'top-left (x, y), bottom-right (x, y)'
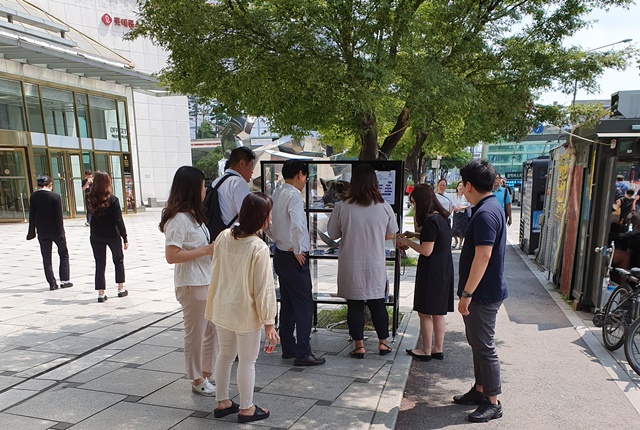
top-left (0, 78), bottom-right (26, 131)
top-left (41, 87), bottom-right (77, 137)
top-left (24, 83), bottom-right (44, 133)
top-left (75, 93), bottom-right (90, 138)
top-left (117, 100), bottom-right (128, 152)
top-left (89, 96), bottom-right (119, 151)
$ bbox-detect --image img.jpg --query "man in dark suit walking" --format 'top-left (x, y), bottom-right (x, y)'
top-left (27, 176), bottom-right (73, 291)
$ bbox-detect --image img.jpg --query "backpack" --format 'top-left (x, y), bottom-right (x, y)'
top-left (204, 173), bottom-right (237, 243)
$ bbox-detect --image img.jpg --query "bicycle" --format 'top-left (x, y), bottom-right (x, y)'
top-left (601, 267), bottom-right (640, 351)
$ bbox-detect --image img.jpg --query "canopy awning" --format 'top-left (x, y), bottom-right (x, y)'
top-left (0, 32), bottom-right (168, 95)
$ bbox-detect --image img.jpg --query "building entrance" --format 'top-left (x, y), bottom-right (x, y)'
top-left (0, 148), bottom-right (28, 219)
top-left (46, 151), bottom-right (84, 217)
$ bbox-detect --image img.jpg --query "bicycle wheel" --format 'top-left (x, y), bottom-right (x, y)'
top-left (625, 318), bottom-right (640, 375)
top-left (602, 285), bottom-right (632, 351)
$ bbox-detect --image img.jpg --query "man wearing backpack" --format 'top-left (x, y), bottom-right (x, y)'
top-left (491, 174), bottom-right (512, 226)
top-left (205, 147), bottom-right (256, 241)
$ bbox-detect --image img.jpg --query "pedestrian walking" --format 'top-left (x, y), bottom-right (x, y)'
top-left (451, 182), bottom-right (471, 249)
top-left (327, 163), bottom-right (398, 359)
top-left (454, 159), bottom-right (508, 423)
top-left (159, 166), bottom-right (217, 397)
top-left (81, 170), bottom-right (93, 226)
top-left (26, 175), bottom-right (73, 291)
top-left (205, 193), bottom-right (279, 423)
top-left (436, 179), bottom-right (453, 214)
top-left (398, 185), bottom-right (453, 361)
top-left (270, 160), bottom-right (325, 366)
top-left (492, 174), bottom-right (512, 226)
top-left (87, 171), bottom-right (128, 303)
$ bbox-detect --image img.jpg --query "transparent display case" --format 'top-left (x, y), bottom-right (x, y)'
top-left (261, 160), bottom-right (405, 336)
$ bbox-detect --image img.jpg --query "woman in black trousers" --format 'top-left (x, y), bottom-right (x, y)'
top-left (87, 171), bottom-right (129, 303)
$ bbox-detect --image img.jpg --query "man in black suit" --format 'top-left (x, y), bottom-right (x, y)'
top-left (27, 176), bottom-right (73, 291)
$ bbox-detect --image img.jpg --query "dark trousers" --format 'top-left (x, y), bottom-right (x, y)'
top-left (91, 236), bottom-right (125, 291)
top-left (346, 298), bottom-right (389, 341)
top-left (38, 236), bottom-right (70, 288)
top-left (273, 249), bottom-right (313, 359)
top-left (463, 300), bottom-right (503, 396)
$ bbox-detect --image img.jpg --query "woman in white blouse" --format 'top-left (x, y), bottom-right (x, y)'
top-left (159, 166), bottom-right (216, 396)
top-left (206, 192), bottom-right (279, 424)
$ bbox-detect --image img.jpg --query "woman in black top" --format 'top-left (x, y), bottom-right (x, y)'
top-left (87, 171), bottom-right (129, 302)
top-left (398, 185), bottom-right (454, 361)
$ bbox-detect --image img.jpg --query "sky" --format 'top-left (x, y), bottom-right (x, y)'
top-left (538, 2), bottom-right (640, 106)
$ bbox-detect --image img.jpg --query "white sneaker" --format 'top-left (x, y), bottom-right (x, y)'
top-left (192, 378), bottom-right (216, 396)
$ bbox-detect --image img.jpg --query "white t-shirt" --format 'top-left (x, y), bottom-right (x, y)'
top-left (211, 169), bottom-right (251, 225)
top-left (164, 212), bottom-right (212, 287)
top-left (436, 192), bottom-right (453, 212)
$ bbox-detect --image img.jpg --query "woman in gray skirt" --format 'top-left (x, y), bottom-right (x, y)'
top-left (327, 164), bottom-right (398, 358)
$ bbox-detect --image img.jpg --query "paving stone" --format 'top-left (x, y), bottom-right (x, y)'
top-left (50, 423), bottom-right (73, 430)
top-left (0, 374), bottom-right (23, 391)
top-left (65, 401), bottom-right (192, 430)
top-left (141, 330), bottom-right (184, 348)
top-left (289, 405), bottom-right (374, 430)
top-left (334, 382), bottom-right (384, 411)
top-left (260, 371), bottom-right (353, 402)
top-left (169, 416), bottom-right (255, 430)
top-left (301, 355), bottom-right (385, 379)
top-left (13, 357), bottom-right (72, 378)
top-left (138, 378), bottom-right (227, 412)
top-left (28, 335), bottom-right (107, 355)
top-left (137, 351), bottom-right (184, 373)
top-left (107, 344), bottom-right (176, 365)
top-left (38, 350), bottom-right (121, 382)
top-left (13, 378), bottom-right (57, 392)
top-left (1, 328), bottom-right (71, 348)
top-left (6, 387), bottom-right (125, 423)
top-left (78, 367), bottom-right (182, 396)
top-left (0, 389), bottom-right (36, 410)
top-left (0, 349), bottom-right (65, 373)
top-left (0, 413), bottom-right (56, 430)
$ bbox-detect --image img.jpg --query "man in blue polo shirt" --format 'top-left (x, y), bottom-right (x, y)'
top-left (453, 159), bottom-right (508, 423)
top-left (492, 174), bottom-right (512, 226)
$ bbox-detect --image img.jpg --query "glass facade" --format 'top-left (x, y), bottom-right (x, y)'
top-left (0, 76), bottom-right (135, 220)
top-left (485, 134), bottom-right (559, 176)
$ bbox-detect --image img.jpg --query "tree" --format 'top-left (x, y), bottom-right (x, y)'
top-left (196, 121), bottom-right (216, 139)
top-left (130, 0), bottom-right (636, 163)
top-left (195, 147), bottom-right (223, 180)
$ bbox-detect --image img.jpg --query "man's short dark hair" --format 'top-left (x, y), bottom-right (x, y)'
top-left (281, 160), bottom-right (309, 180)
top-left (228, 147), bottom-right (256, 168)
top-left (85, 170), bottom-right (92, 176)
top-left (617, 174), bottom-right (625, 181)
top-left (626, 189), bottom-right (635, 197)
top-left (460, 159), bottom-right (496, 193)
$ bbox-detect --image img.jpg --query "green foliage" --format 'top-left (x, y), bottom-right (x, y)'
top-left (196, 121), bottom-right (216, 139)
top-left (130, 0), bottom-right (637, 161)
top-left (401, 256), bottom-right (418, 267)
top-left (194, 147), bottom-right (222, 179)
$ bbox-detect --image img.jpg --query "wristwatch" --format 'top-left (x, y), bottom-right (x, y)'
top-left (461, 291), bottom-right (473, 298)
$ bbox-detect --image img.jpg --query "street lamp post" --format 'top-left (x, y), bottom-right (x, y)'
top-left (571, 38), bottom-right (633, 105)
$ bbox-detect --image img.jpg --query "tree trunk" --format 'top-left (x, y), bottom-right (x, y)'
top-left (379, 106), bottom-right (411, 158)
top-left (358, 112), bottom-right (379, 160)
top-left (404, 131), bottom-right (427, 187)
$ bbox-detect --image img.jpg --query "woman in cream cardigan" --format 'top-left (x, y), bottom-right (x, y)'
top-left (205, 192), bottom-right (279, 424)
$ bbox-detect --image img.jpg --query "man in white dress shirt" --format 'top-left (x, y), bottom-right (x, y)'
top-left (211, 147), bottom-right (256, 228)
top-left (271, 160), bottom-right (325, 366)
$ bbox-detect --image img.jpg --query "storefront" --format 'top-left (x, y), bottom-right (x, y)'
top-left (536, 91), bottom-right (640, 312)
top-left (0, 77), bottom-right (135, 219)
top-left (0, 0), bottom-right (193, 220)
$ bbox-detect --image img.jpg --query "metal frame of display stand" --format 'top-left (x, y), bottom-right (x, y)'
top-left (261, 159), bottom-right (404, 338)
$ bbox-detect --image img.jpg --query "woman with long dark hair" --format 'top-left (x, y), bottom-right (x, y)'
top-left (205, 192), bottom-right (279, 423)
top-left (87, 171), bottom-right (128, 303)
top-left (160, 166), bottom-right (216, 396)
top-left (398, 185), bottom-right (454, 361)
top-left (327, 164), bottom-right (399, 358)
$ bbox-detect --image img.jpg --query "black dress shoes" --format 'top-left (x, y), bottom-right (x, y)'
top-left (468, 399), bottom-right (502, 422)
top-left (49, 285), bottom-right (59, 290)
top-left (281, 352), bottom-right (295, 359)
top-left (60, 282), bottom-right (73, 289)
top-left (293, 355), bottom-right (326, 366)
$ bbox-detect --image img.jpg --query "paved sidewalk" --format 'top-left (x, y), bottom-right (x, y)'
top-left (398, 210), bottom-right (640, 429)
top-left (0, 209), bottom-right (420, 429)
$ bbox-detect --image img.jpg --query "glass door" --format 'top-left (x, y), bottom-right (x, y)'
top-left (69, 153), bottom-right (84, 216)
top-left (50, 152), bottom-right (70, 216)
top-left (0, 148), bottom-right (29, 219)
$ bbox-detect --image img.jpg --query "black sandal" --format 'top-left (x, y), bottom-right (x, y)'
top-left (349, 347), bottom-right (365, 359)
top-left (238, 405), bottom-right (270, 423)
top-left (379, 344), bottom-right (392, 356)
top-left (213, 400), bottom-right (240, 418)
top-left (405, 349), bottom-right (432, 361)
